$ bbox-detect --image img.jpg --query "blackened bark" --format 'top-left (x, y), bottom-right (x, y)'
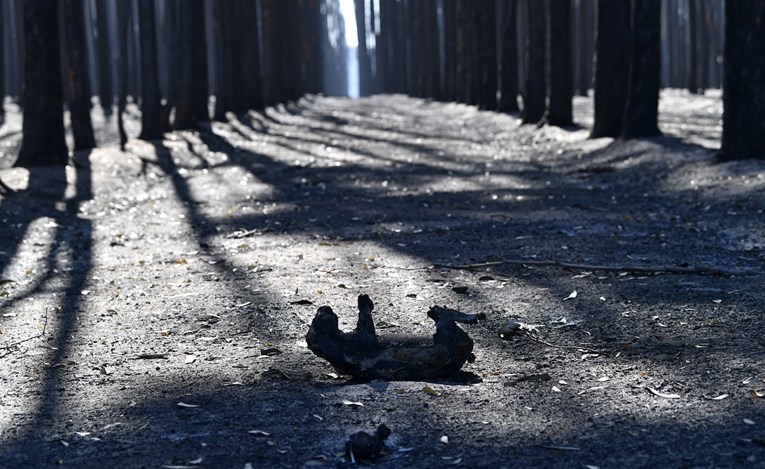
top-left (697, 0), bottom-right (709, 91)
top-left (116, 0), bottom-right (129, 149)
top-left (190, 0), bottom-right (208, 121)
top-left (621, 0), bottom-right (661, 139)
top-left (95, 0), bottom-right (113, 110)
top-left (591, 0), bottom-right (630, 138)
top-left (137, 0), bottom-right (163, 140)
top-left (687, 0), bottom-right (700, 94)
top-left (499, 0), bottom-right (519, 113)
top-left (241, 0), bottom-right (263, 108)
top-left (476, 0), bottom-right (498, 110)
top-left (160, 0), bottom-right (177, 131)
top-left (522, 0), bottom-right (546, 124)
top-left (544, 0), bottom-right (573, 126)
top-left (16, 0), bottom-right (68, 167)
top-left (0, 1), bottom-right (6, 116)
top-left (577, 0), bottom-right (594, 95)
top-left (173, 0), bottom-right (195, 129)
top-left (211, 0), bottom-right (227, 120)
top-left (718, 1), bottom-right (765, 161)
top-left (355, 0), bottom-right (371, 96)
top-left (442, 0), bottom-right (457, 101)
top-left (62, 0), bottom-right (96, 150)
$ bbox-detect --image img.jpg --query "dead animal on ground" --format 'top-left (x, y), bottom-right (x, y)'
top-left (345, 423), bottom-right (391, 462)
top-left (306, 294), bottom-right (485, 380)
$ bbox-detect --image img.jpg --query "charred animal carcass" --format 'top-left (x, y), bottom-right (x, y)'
top-left (306, 295), bottom-right (485, 380)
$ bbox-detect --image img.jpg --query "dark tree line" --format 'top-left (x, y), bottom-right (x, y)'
top-left (10, 0), bottom-right (347, 167)
top-left (355, 0), bottom-right (762, 160)
top-left (5, 0), bottom-right (765, 165)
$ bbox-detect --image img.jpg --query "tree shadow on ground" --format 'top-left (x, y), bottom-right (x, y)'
top-left (0, 154), bottom-right (94, 460)
top-left (2, 95), bottom-right (764, 467)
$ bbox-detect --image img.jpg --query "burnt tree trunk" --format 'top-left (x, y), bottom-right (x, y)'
top-left (0, 2), bottom-right (5, 117)
top-left (173, 0), bottom-right (195, 129)
top-left (476, 0), bottom-right (498, 110)
top-left (687, 0), bottom-right (700, 94)
top-left (94, 0), bottom-right (113, 111)
top-left (190, 0), bottom-right (208, 121)
top-left (62, 0), bottom-right (96, 150)
top-left (591, 0), bottom-right (631, 138)
top-left (499, 0), bottom-right (519, 113)
top-left (719, 1), bottom-right (765, 161)
top-left (621, 0), bottom-right (661, 139)
top-left (522, 0), bottom-right (546, 124)
top-left (544, 0), bottom-right (573, 126)
top-left (137, 0), bottom-right (163, 140)
top-left (355, 0), bottom-right (371, 96)
top-left (16, 0), bottom-right (68, 167)
top-left (115, 0), bottom-right (129, 149)
top-left (577, 0), bottom-right (594, 95)
top-left (242, 0), bottom-right (263, 109)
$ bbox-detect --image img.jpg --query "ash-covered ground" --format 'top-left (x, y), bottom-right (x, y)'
top-left (0, 91), bottom-right (763, 468)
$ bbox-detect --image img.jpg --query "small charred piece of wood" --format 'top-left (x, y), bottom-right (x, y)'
top-left (305, 294), bottom-right (484, 380)
top-left (345, 424), bottom-right (391, 462)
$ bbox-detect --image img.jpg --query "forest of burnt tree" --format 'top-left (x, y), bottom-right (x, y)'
top-left (1, 0), bottom-right (764, 162)
top-left (1, 1), bottom-right (765, 468)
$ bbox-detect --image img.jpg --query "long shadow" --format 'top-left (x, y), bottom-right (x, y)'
top-left (3, 96), bottom-right (763, 467)
top-left (0, 154), bottom-right (94, 463)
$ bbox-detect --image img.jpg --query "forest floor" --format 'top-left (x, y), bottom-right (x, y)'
top-left (0, 91), bottom-right (764, 468)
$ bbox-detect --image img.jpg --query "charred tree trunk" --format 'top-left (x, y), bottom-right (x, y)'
top-left (442, 0), bottom-right (457, 101)
top-left (499, 0), bottom-right (519, 113)
top-left (0, 2), bottom-right (5, 117)
top-left (522, 0), bottom-right (546, 124)
top-left (94, 0), bottom-right (113, 111)
top-left (355, 0), bottom-right (371, 96)
top-left (212, 0), bottom-right (229, 120)
top-left (137, 0), bottom-right (163, 140)
top-left (577, 0), bottom-right (594, 96)
top-left (160, 0), bottom-right (177, 131)
top-left (190, 0), bottom-right (208, 121)
top-left (174, 0), bottom-right (196, 129)
top-left (242, 0), bottom-right (263, 108)
top-left (62, 0), bottom-right (96, 150)
top-left (544, 0), bottom-right (573, 126)
top-left (116, 0), bottom-right (129, 149)
top-left (591, 0), bottom-right (630, 138)
top-left (621, 0), bottom-right (661, 139)
top-left (718, 1), bottom-right (765, 161)
top-left (687, 0), bottom-right (700, 94)
top-left (16, 0), bottom-right (68, 167)
top-left (476, 0), bottom-right (498, 110)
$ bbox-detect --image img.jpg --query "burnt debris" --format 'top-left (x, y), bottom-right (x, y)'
top-left (306, 294), bottom-right (485, 380)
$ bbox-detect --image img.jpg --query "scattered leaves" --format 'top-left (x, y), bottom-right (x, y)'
top-left (564, 290), bottom-right (578, 301)
top-left (342, 400), bottom-right (364, 407)
top-left (704, 394), bottom-right (728, 400)
top-left (248, 430), bottom-right (271, 437)
top-left (440, 435), bottom-right (449, 445)
top-left (289, 299), bottom-right (314, 306)
top-left (743, 418), bottom-right (755, 425)
top-left (646, 387), bottom-right (681, 399)
top-left (176, 402), bottom-right (200, 408)
top-left (134, 353), bottom-right (168, 360)
top-left (184, 354), bottom-right (197, 364)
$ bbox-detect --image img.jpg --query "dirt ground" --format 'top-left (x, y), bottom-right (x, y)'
top-left (0, 91), bottom-right (764, 468)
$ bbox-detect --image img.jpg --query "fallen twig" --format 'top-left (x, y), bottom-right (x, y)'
top-left (0, 307), bottom-right (50, 358)
top-left (433, 258), bottom-right (759, 277)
